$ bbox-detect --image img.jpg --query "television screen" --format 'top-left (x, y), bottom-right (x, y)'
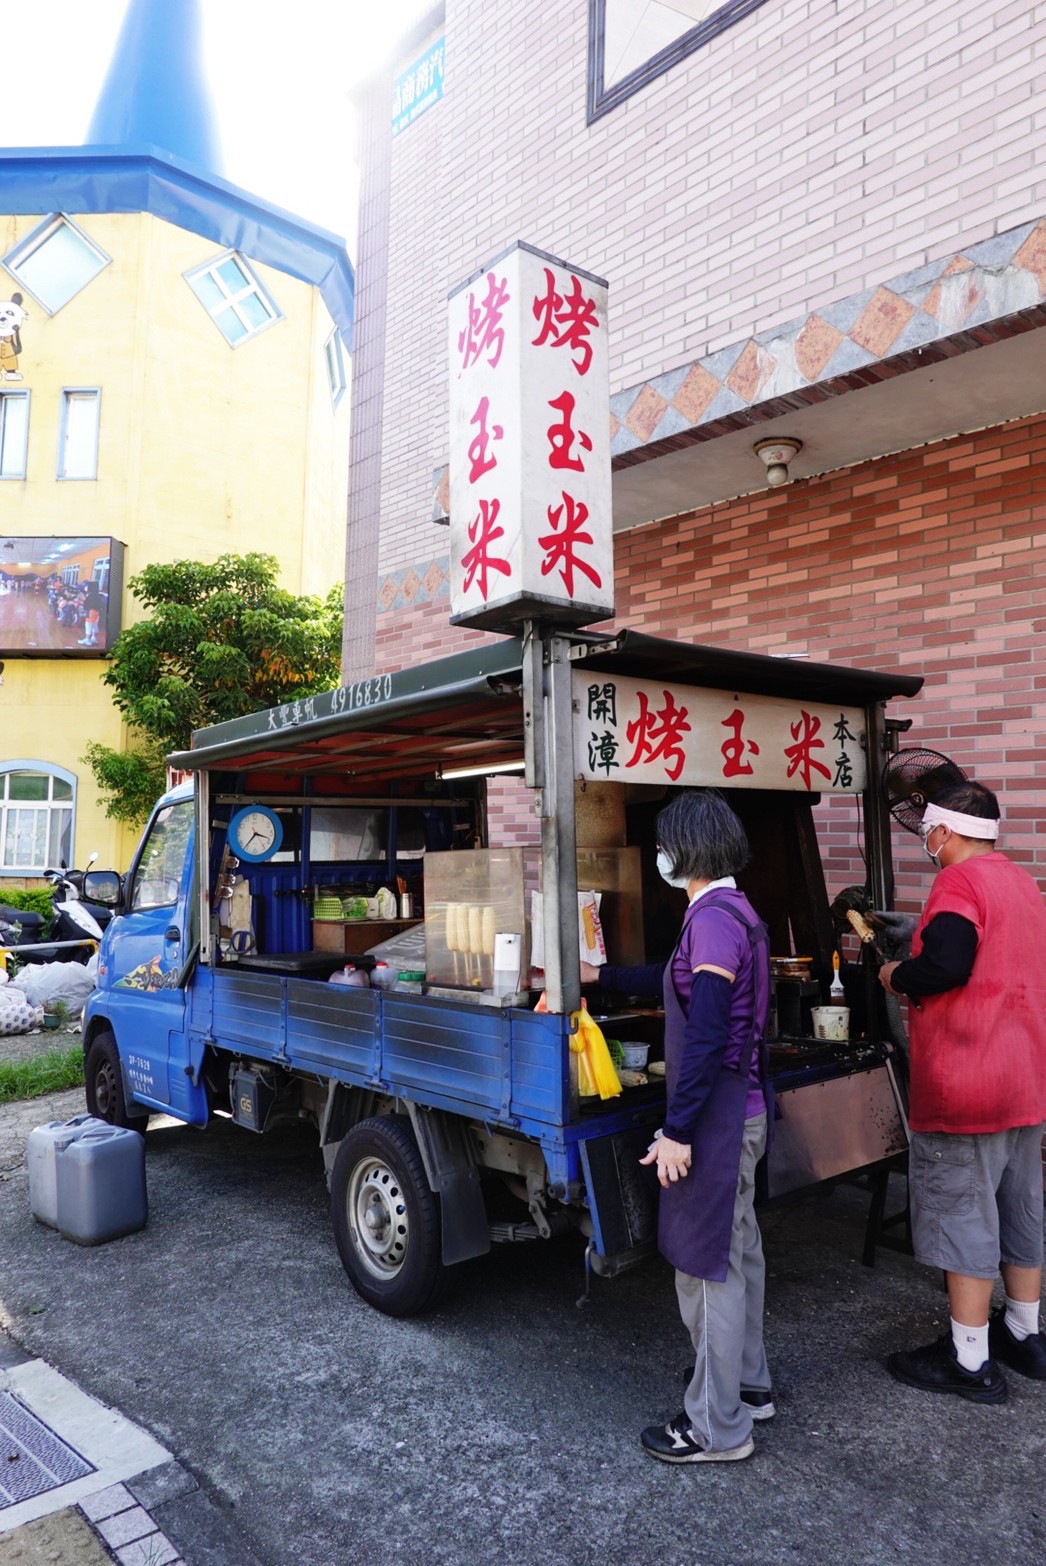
top-left (0, 536), bottom-right (124, 657)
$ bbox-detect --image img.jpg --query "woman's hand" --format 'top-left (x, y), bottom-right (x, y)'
top-left (640, 1134), bottom-right (692, 1188)
top-left (580, 960), bottom-right (600, 984)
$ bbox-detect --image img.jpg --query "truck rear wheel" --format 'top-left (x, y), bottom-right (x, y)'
top-left (330, 1115), bottom-right (447, 1317)
top-left (85, 1032), bottom-right (149, 1131)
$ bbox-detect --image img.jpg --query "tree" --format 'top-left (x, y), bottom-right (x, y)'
top-left (84, 553), bottom-right (344, 824)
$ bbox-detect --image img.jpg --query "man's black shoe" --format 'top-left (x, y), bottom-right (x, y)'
top-left (680, 1368), bottom-right (775, 1420)
top-left (989, 1309), bottom-right (1046, 1380)
top-left (887, 1333), bottom-right (1007, 1404)
top-left (640, 1412), bottom-right (754, 1464)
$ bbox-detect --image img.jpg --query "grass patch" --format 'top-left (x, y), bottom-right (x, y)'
top-left (0, 1043), bottom-right (84, 1103)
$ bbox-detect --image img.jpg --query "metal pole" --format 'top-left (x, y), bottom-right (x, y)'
top-left (529, 627), bottom-right (580, 1017)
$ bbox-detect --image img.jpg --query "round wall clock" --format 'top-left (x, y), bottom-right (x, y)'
top-left (227, 804), bottom-right (284, 863)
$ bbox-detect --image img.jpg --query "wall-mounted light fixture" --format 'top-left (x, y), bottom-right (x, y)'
top-left (753, 436), bottom-right (803, 488)
top-left (441, 759), bottom-right (525, 781)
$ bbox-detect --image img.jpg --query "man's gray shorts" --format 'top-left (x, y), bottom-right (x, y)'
top-left (909, 1123), bottom-right (1046, 1278)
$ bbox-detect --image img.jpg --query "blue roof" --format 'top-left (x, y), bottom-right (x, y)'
top-left (0, 146), bottom-right (353, 341)
top-left (87, 0), bottom-right (221, 173)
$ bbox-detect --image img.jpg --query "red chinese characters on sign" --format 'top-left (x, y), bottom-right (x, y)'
top-left (784, 710), bottom-right (832, 789)
top-left (461, 498), bottom-right (510, 601)
top-left (467, 396), bottom-right (503, 483)
top-left (720, 707), bottom-right (760, 778)
top-left (458, 271), bottom-right (510, 371)
top-left (624, 689), bottom-right (691, 782)
top-left (546, 391), bottom-right (592, 472)
top-left (539, 493), bottom-right (602, 596)
top-left (532, 268), bottom-right (599, 375)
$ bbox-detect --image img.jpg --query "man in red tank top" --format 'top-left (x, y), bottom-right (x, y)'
top-left (879, 780), bottom-right (1046, 1404)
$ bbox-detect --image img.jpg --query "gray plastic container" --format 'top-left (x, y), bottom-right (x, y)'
top-left (27, 1115), bottom-right (99, 1229)
top-left (55, 1123), bottom-right (147, 1245)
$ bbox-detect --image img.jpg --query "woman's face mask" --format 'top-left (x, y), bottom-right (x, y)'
top-left (921, 823), bottom-right (945, 867)
top-left (656, 849), bottom-right (690, 889)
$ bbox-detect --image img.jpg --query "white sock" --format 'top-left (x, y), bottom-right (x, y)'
top-left (1004, 1295), bottom-right (1041, 1342)
top-left (951, 1318), bottom-right (989, 1372)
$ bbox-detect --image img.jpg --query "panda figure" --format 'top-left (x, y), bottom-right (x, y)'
top-left (0, 293), bottom-right (28, 380)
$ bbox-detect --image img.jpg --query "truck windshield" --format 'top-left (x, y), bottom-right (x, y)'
top-left (130, 800), bottom-right (193, 910)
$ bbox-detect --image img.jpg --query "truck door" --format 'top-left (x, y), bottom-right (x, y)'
top-left (105, 795), bottom-right (206, 1123)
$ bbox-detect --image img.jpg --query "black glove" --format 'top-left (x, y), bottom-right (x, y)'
top-left (870, 910), bottom-right (916, 959)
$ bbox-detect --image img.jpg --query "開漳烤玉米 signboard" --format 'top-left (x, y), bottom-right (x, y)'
top-left (574, 673), bottom-right (867, 793)
top-left (448, 242), bottom-right (613, 631)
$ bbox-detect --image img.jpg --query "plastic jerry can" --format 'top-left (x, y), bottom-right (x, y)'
top-left (55, 1124), bottom-right (147, 1245)
top-left (328, 965), bottom-right (369, 987)
top-left (28, 1115), bottom-right (98, 1229)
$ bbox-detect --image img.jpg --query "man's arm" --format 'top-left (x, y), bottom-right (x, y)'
top-left (882, 911), bottom-right (978, 998)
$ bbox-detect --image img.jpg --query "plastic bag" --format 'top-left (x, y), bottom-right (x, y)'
top-left (570, 1004), bottom-right (622, 1099)
top-left (11, 960), bottom-right (96, 1013)
top-left (0, 988), bottom-right (44, 1035)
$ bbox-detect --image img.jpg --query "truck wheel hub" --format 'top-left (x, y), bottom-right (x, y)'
top-left (348, 1159), bottom-right (409, 1278)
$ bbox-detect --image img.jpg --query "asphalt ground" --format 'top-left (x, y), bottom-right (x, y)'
top-left (1, 1087), bottom-right (1044, 1566)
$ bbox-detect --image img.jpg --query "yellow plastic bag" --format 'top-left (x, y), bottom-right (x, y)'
top-left (570, 1004), bottom-right (622, 1099)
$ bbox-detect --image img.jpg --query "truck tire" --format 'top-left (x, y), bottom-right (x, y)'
top-left (330, 1115), bottom-right (448, 1317)
top-left (85, 1032), bottom-right (149, 1131)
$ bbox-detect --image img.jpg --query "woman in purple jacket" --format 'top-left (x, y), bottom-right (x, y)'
top-left (587, 790), bottom-right (773, 1464)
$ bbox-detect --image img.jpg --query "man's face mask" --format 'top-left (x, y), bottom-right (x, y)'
top-left (656, 849), bottom-right (690, 889)
top-left (921, 823), bottom-right (945, 867)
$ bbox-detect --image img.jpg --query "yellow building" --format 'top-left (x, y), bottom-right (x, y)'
top-left (0, 0), bottom-right (354, 879)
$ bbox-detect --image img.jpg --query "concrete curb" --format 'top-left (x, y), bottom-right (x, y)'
top-left (0, 1339), bottom-right (263, 1566)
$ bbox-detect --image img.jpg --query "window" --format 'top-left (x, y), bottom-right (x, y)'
top-left (57, 390), bottom-right (100, 479)
top-left (324, 328), bottom-right (347, 407)
top-left (0, 765), bottom-right (74, 874)
top-left (588, 0), bottom-right (773, 121)
top-left (184, 251), bottom-right (281, 346)
top-left (2, 215), bottom-right (110, 315)
top-left (130, 800), bottom-right (193, 910)
top-left (0, 391), bottom-right (29, 479)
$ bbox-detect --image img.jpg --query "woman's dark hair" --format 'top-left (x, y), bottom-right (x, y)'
top-left (933, 779), bottom-right (1000, 821)
top-left (655, 790), bottom-right (751, 882)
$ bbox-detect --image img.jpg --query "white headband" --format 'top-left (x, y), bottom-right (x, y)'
top-left (922, 802), bottom-right (1000, 841)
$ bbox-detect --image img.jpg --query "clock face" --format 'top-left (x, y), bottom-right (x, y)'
top-left (228, 806), bottom-right (283, 862)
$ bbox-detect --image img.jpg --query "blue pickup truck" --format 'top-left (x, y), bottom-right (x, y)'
top-left (80, 628), bottom-right (920, 1315)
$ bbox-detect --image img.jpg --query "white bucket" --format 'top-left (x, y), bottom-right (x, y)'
top-left (621, 1041), bottom-right (649, 1070)
top-left (811, 1006), bottom-right (850, 1042)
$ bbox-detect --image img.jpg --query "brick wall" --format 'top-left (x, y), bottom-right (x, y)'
top-left (377, 412), bottom-right (1046, 906)
top-left (358, 0), bottom-right (1046, 589)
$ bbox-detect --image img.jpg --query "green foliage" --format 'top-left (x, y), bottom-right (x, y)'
top-left (0, 888), bottom-right (54, 931)
top-left (82, 741), bottom-right (168, 827)
top-left (0, 1044), bottom-right (84, 1103)
top-left (84, 553), bottom-right (343, 823)
top-left (101, 553), bottom-right (344, 752)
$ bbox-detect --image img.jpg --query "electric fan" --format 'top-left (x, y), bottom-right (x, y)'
top-left (882, 748), bottom-right (967, 835)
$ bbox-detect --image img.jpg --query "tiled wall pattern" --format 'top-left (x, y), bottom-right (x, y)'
top-left (352, 0), bottom-right (1046, 604)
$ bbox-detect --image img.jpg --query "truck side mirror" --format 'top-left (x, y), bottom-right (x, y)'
top-left (84, 870), bottom-right (124, 908)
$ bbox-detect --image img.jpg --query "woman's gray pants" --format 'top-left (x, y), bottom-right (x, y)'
top-left (678, 1113), bottom-right (770, 1452)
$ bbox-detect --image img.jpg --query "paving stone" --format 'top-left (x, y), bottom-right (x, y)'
top-left (96, 1504), bottom-right (153, 1547)
top-left (79, 1479), bottom-right (134, 1522)
top-left (127, 1462), bottom-right (197, 1512)
top-left (0, 1507), bottom-right (112, 1565)
top-left (115, 1532), bottom-right (181, 1566)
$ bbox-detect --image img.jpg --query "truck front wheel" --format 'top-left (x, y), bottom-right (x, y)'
top-left (330, 1115), bottom-right (447, 1317)
top-left (85, 1032), bottom-right (149, 1131)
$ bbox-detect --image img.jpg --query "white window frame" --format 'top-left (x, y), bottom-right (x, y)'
top-left (0, 761), bottom-right (76, 877)
top-left (0, 389), bottom-right (30, 480)
top-left (2, 214), bottom-right (111, 316)
top-left (57, 388), bottom-right (101, 480)
top-left (184, 250), bottom-right (282, 347)
top-left (324, 328), bottom-right (347, 408)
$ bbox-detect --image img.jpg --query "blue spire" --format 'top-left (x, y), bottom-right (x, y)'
top-left (86, 0), bottom-right (222, 173)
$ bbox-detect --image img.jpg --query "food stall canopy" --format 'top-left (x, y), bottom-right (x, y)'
top-left (167, 630), bottom-right (923, 781)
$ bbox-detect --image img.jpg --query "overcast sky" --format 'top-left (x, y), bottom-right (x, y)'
top-left (0, 1), bottom-right (434, 251)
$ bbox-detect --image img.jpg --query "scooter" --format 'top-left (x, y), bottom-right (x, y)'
top-left (0, 864), bottom-right (109, 967)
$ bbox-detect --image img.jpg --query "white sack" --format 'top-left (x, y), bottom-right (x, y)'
top-left (11, 961), bottom-right (95, 1013)
top-left (0, 989), bottom-right (44, 1035)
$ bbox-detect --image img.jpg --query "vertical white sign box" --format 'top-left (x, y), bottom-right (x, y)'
top-left (448, 242), bottom-right (614, 630)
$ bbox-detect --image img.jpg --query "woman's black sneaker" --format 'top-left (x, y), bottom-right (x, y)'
top-left (640, 1413), bottom-right (755, 1464)
top-left (989, 1309), bottom-right (1046, 1379)
top-left (887, 1333), bottom-right (1007, 1403)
